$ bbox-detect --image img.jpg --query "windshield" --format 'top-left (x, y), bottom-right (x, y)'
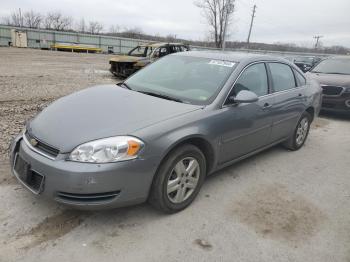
top-left (128, 46), bottom-right (153, 57)
top-left (125, 55), bottom-right (236, 105)
top-left (311, 58), bottom-right (350, 75)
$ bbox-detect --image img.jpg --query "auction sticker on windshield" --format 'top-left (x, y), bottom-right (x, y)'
top-left (208, 60), bottom-right (235, 67)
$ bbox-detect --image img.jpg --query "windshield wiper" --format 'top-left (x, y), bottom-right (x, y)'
top-left (117, 82), bottom-right (132, 90)
top-left (322, 72), bottom-right (349, 75)
top-left (138, 91), bottom-right (184, 103)
top-left (311, 71), bottom-right (349, 75)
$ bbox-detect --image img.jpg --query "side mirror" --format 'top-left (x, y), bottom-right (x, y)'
top-left (232, 90), bottom-right (259, 103)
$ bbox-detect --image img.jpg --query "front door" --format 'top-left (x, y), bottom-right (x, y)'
top-left (218, 63), bottom-right (274, 164)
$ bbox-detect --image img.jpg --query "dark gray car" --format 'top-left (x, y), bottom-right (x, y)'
top-left (9, 52), bottom-right (322, 213)
top-left (307, 56), bottom-right (350, 113)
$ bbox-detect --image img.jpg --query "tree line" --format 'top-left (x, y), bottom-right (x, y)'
top-left (2, 9), bottom-right (105, 34)
top-left (2, 8), bottom-right (349, 55)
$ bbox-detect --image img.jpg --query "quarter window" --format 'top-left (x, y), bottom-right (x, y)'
top-left (232, 63), bottom-right (268, 97)
top-left (269, 63), bottom-right (296, 92)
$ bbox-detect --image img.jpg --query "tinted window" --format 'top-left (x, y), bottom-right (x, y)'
top-left (269, 63), bottom-right (296, 92)
top-left (170, 46), bottom-right (180, 53)
top-left (159, 47), bottom-right (168, 57)
top-left (232, 63), bottom-right (268, 97)
top-left (294, 70), bottom-right (306, 86)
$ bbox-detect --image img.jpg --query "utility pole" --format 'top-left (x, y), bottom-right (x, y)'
top-left (246, 4), bottom-right (257, 48)
top-left (313, 35), bottom-right (323, 49)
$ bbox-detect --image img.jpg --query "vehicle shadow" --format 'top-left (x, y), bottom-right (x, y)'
top-left (319, 110), bottom-right (350, 121)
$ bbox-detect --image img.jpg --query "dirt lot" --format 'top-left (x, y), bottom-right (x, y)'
top-left (0, 47), bottom-right (350, 262)
top-left (0, 47), bottom-right (116, 161)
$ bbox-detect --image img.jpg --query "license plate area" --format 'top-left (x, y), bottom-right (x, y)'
top-left (14, 154), bottom-right (44, 194)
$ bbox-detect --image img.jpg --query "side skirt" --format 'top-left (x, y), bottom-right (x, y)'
top-left (212, 138), bottom-right (287, 174)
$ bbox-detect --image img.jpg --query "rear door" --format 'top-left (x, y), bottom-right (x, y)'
top-left (267, 62), bottom-right (306, 142)
top-left (218, 62), bottom-right (274, 163)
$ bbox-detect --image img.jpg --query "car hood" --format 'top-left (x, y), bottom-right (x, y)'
top-left (109, 55), bottom-right (147, 63)
top-left (308, 72), bottom-right (350, 88)
top-left (28, 85), bottom-right (201, 153)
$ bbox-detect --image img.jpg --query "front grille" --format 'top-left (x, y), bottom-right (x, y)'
top-left (27, 171), bottom-right (44, 191)
top-left (56, 191), bottom-right (121, 203)
top-left (25, 131), bottom-right (60, 157)
top-left (321, 85), bottom-right (344, 96)
top-left (14, 154), bottom-right (44, 193)
top-left (111, 62), bottom-right (134, 77)
top-left (322, 103), bottom-right (335, 108)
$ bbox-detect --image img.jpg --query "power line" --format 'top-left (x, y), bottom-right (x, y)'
top-left (246, 4), bottom-right (256, 46)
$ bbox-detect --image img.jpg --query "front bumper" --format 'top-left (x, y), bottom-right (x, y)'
top-left (321, 93), bottom-right (350, 114)
top-left (109, 61), bottom-right (138, 78)
top-left (10, 135), bottom-right (159, 210)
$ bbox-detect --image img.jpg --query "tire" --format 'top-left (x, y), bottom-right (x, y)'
top-left (149, 144), bottom-right (206, 213)
top-left (282, 111), bottom-right (312, 151)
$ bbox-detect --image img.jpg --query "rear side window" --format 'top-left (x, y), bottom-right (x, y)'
top-left (269, 63), bottom-right (296, 92)
top-left (232, 63), bottom-right (268, 97)
top-left (294, 70), bottom-right (306, 86)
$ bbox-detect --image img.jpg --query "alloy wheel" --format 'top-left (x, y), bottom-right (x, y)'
top-left (296, 117), bottom-right (309, 146)
top-left (166, 157), bottom-right (200, 204)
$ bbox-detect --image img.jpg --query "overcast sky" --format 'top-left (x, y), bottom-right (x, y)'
top-left (1, 0), bottom-right (350, 48)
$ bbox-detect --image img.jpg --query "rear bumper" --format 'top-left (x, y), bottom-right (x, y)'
top-left (10, 135), bottom-right (159, 210)
top-left (321, 93), bottom-right (350, 113)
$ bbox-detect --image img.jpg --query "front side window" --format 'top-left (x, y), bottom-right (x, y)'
top-left (159, 47), bottom-right (168, 57)
top-left (232, 63), bottom-right (268, 97)
top-left (128, 46), bottom-right (149, 57)
top-left (269, 63), bottom-right (296, 92)
top-left (126, 56), bottom-right (236, 105)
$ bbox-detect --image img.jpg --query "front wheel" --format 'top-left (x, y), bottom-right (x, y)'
top-left (149, 144), bottom-right (206, 213)
top-left (283, 111), bottom-right (311, 151)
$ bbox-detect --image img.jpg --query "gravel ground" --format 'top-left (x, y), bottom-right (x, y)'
top-left (0, 47), bottom-right (117, 160)
top-left (0, 47), bottom-right (350, 262)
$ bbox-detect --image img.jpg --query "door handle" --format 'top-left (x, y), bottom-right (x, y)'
top-left (262, 102), bottom-right (272, 110)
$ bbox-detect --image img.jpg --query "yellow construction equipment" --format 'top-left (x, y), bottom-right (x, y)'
top-left (51, 43), bottom-right (102, 53)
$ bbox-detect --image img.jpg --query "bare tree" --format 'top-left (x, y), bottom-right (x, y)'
top-left (2, 9), bottom-right (23, 27)
top-left (195, 0), bottom-right (235, 48)
top-left (123, 27), bottom-right (143, 38)
top-left (76, 18), bottom-right (86, 33)
top-left (1, 16), bottom-right (12, 26)
top-left (165, 34), bottom-right (177, 42)
top-left (43, 12), bottom-right (72, 30)
top-left (23, 10), bottom-right (42, 28)
top-left (109, 25), bottom-right (121, 34)
top-left (88, 21), bottom-right (104, 34)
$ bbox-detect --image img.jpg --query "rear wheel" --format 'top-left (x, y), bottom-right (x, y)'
top-left (283, 111), bottom-right (311, 151)
top-left (149, 144), bottom-right (206, 213)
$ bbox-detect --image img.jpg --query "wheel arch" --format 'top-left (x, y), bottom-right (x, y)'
top-left (305, 106), bottom-right (315, 122)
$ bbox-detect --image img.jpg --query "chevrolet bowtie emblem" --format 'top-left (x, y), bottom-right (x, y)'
top-left (30, 138), bottom-right (38, 147)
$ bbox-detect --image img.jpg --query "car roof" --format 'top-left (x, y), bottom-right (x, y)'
top-left (326, 56), bottom-right (350, 60)
top-left (139, 42), bottom-right (185, 48)
top-left (173, 50), bottom-right (288, 63)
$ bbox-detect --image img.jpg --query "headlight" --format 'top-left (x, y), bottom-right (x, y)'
top-left (69, 136), bottom-right (144, 163)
